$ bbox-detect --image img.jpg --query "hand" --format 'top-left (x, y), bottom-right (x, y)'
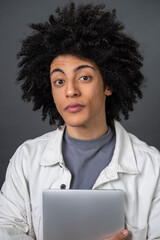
top-left (103, 229), bottom-right (129, 240)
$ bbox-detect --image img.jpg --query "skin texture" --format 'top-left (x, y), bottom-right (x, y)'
top-left (50, 55), bottom-right (112, 140)
top-left (17, 3), bottom-right (144, 127)
top-left (50, 54), bottom-right (129, 239)
top-left (106, 230), bottom-right (129, 240)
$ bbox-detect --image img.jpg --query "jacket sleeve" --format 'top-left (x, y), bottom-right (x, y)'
top-left (0, 145), bottom-right (36, 239)
top-left (147, 161), bottom-right (160, 240)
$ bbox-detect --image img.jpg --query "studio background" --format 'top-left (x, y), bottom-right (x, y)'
top-left (0, 0), bottom-right (160, 188)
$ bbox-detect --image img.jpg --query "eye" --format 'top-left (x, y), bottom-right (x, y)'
top-left (54, 79), bottom-right (65, 86)
top-left (79, 76), bottom-right (92, 81)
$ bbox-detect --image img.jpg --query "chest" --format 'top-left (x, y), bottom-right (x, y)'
top-left (29, 163), bottom-right (156, 240)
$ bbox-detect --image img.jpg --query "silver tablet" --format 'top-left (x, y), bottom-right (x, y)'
top-left (43, 189), bottom-right (125, 240)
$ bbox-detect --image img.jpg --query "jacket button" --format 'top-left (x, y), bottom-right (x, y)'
top-left (59, 163), bottom-right (63, 168)
top-left (60, 184), bottom-right (66, 189)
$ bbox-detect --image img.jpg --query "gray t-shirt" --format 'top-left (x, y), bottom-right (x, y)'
top-left (62, 127), bottom-right (116, 189)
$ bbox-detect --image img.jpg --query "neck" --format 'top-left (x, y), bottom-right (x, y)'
top-left (66, 122), bottom-right (109, 140)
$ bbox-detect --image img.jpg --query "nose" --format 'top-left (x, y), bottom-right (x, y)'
top-left (65, 81), bottom-right (80, 98)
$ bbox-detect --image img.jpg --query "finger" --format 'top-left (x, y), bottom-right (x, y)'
top-left (104, 229), bottom-right (129, 240)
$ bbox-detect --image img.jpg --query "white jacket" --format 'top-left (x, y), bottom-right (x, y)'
top-left (0, 121), bottom-right (160, 240)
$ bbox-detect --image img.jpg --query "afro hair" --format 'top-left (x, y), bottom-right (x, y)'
top-left (17, 1), bottom-right (144, 127)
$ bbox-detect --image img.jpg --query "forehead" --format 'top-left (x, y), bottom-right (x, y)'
top-left (50, 55), bottom-right (98, 71)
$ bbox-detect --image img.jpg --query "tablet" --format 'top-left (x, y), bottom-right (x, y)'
top-left (42, 189), bottom-right (125, 240)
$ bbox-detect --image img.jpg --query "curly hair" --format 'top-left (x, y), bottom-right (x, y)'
top-left (17, 1), bottom-right (144, 127)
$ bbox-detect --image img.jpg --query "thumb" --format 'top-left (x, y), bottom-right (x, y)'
top-left (105, 230), bottom-right (129, 240)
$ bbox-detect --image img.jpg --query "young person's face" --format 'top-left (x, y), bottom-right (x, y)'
top-left (50, 55), bottom-right (112, 129)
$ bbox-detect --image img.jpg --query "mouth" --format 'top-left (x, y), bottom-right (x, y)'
top-left (64, 103), bottom-right (85, 113)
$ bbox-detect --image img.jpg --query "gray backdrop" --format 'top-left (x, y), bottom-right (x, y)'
top-left (0, 0), bottom-right (160, 188)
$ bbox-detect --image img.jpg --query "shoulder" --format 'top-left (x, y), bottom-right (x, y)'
top-left (114, 121), bottom-right (160, 174)
top-left (24, 127), bottom-right (61, 144)
top-left (129, 132), bottom-right (160, 158)
top-left (10, 126), bottom-right (65, 167)
top-left (115, 120), bottom-right (160, 160)
top-left (128, 133), bottom-right (160, 166)
top-left (128, 130), bottom-right (160, 173)
top-left (17, 126), bottom-right (64, 150)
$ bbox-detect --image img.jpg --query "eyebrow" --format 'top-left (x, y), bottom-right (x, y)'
top-left (50, 65), bottom-right (95, 76)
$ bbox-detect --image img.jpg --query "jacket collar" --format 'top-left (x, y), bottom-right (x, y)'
top-left (40, 125), bottom-right (65, 166)
top-left (40, 121), bottom-right (139, 175)
top-left (108, 121), bottom-right (139, 175)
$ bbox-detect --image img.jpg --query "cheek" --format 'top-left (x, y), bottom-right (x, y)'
top-left (51, 90), bottom-right (65, 114)
top-left (85, 86), bottom-right (105, 106)
top-left (52, 88), bottom-right (60, 103)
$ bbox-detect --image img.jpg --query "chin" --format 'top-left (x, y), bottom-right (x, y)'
top-left (65, 122), bottom-right (85, 128)
top-left (64, 118), bottom-right (88, 128)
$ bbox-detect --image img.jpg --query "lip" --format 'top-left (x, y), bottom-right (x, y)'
top-left (65, 103), bottom-right (85, 113)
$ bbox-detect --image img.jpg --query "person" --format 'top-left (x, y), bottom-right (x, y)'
top-left (0, 2), bottom-right (159, 240)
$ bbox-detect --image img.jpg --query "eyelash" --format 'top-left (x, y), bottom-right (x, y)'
top-left (79, 76), bottom-right (92, 81)
top-left (54, 79), bottom-right (64, 86)
top-left (53, 76), bottom-right (92, 86)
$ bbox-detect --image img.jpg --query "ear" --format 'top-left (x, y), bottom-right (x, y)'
top-left (104, 86), bottom-right (113, 96)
